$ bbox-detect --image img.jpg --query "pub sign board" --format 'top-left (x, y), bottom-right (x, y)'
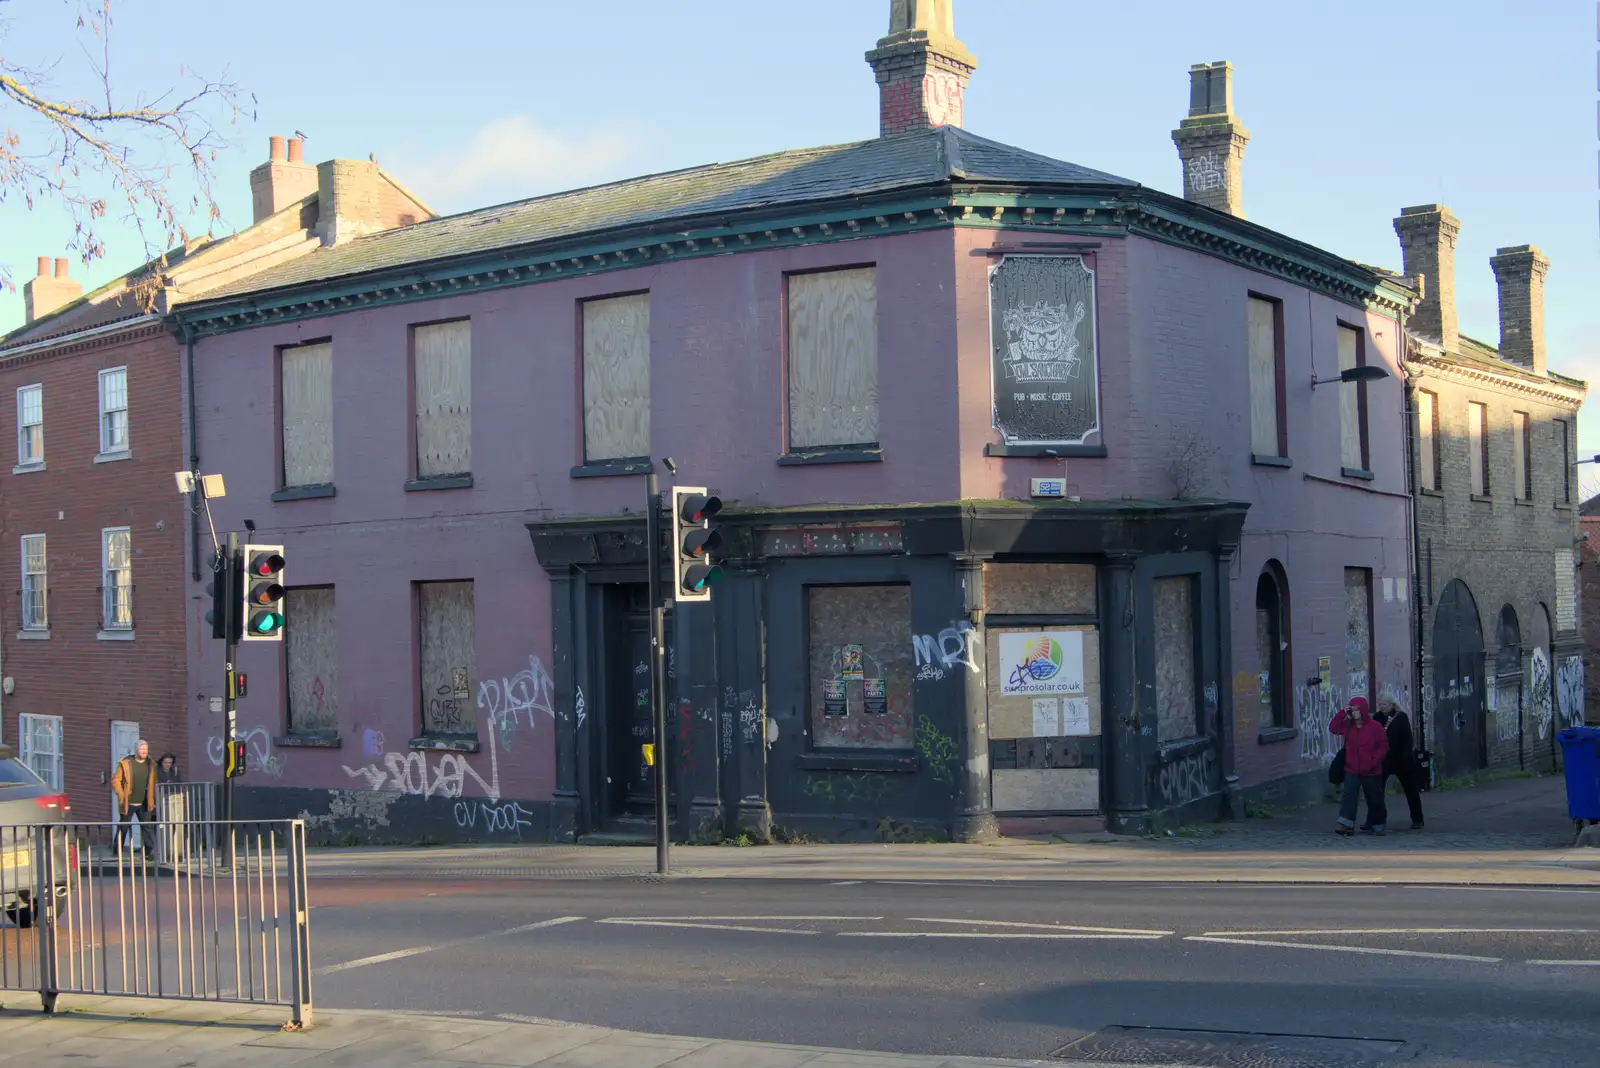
top-left (989, 255), bottom-right (1102, 446)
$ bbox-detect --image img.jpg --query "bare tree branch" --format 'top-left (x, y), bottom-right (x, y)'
top-left (0, 0), bottom-right (247, 304)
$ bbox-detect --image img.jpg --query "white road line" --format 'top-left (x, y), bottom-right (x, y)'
top-left (614, 915), bottom-right (881, 921)
top-left (841, 932), bottom-right (1166, 941)
top-left (315, 915), bottom-right (583, 975)
top-left (1525, 959), bottom-right (1600, 966)
top-left (1407, 886), bottom-right (1600, 895)
top-left (1185, 935), bottom-right (1500, 963)
top-left (1201, 928), bottom-right (1595, 937)
top-left (830, 881), bottom-right (863, 886)
top-left (911, 917), bottom-right (1173, 937)
top-left (596, 919), bottom-right (819, 935)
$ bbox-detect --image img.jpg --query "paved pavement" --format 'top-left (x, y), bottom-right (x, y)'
top-left (0, 996), bottom-right (1066, 1067)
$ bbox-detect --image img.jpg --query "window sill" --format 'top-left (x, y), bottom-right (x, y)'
top-left (797, 750), bottom-right (919, 773)
top-left (16, 629), bottom-right (50, 641)
top-left (274, 734), bottom-right (342, 749)
top-left (1556, 501), bottom-right (1575, 512)
top-left (1420, 486), bottom-right (1444, 497)
top-left (272, 483), bottom-right (336, 502)
top-left (11, 462), bottom-right (44, 475)
top-left (1251, 454), bottom-right (1293, 469)
top-left (96, 629), bottom-right (135, 642)
top-left (570, 458), bottom-right (652, 479)
top-left (984, 443), bottom-right (1108, 459)
top-left (408, 735), bottom-right (480, 753)
top-left (405, 474), bottom-right (474, 492)
top-left (94, 450), bottom-right (132, 465)
top-left (1257, 726), bottom-right (1299, 746)
top-left (778, 446), bottom-right (882, 466)
top-left (1470, 493), bottom-right (1493, 504)
top-left (1340, 466), bottom-right (1375, 481)
top-left (1515, 497), bottom-right (1534, 508)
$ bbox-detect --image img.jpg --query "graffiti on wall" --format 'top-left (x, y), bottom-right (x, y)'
top-left (1295, 682), bottom-right (1345, 763)
top-left (912, 622), bottom-right (981, 681)
top-left (1156, 748), bottom-right (1215, 807)
top-left (453, 799), bottom-right (534, 836)
top-left (478, 654), bottom-right (557, 753)
top-left (206, 726), bottom-right (285, 779)
top-left (1529, 649), bottom-right (1554, 740)
top-left (1557, 655), bottom-right (1586, 727)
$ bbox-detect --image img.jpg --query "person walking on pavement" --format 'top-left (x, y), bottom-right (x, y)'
top-left (112, 740), bottom-right (158, 857)
top-left (1331, 697), bottom-right (1389, 836)
top-left (156, 752), bottom-right (182, 784)
top-left (1374, 697), bottom-right (1425, 830)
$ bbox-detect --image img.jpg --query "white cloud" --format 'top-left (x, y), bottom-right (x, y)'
top-left (391, 115), bottom-right (647, 213)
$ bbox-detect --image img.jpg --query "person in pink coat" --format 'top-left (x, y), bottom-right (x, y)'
top-left (1330, 696), bottom-right (1389, 836)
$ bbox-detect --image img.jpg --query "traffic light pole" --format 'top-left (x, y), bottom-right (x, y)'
top-left (645, 472), bottom-right (670, 875)
top-left (222, 530), bottom-right (239, 869)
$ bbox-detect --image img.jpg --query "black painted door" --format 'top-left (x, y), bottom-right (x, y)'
top-left (1432, 579), bottom-right (1487, 777)
top-left (603, 585), bottom-right (656, 819)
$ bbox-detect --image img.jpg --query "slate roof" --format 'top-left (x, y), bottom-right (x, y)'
top-left (200, 126), bottom-right (1136, 301)
top-left (1447, 334), bottom-right (1586, 393)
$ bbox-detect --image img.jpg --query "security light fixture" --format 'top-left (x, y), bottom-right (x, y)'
top-left (1310, 365), bottom-right (1391, 390)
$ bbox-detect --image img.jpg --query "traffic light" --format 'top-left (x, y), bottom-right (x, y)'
top-left (225, 739), bottom-right (247, 778)
top-left (205, 550), bottom-right (240, 642)
top-left (240, 545), bottom-right (286, 642)
top-left (670, 487), bottom-right (723, 602)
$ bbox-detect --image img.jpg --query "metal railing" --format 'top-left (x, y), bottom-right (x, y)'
top-left (0, 820), bottom-right (311, 1028)
top-left (155, 782), bottom-right (223, 865)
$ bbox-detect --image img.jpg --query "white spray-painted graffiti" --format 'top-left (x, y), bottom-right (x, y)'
top-left (300, 789), bottom-right (396, 832)
top-left (1492, 682), bottom-right (1521, 743)
top-left (478, 654), bottom-right (557, 753)
top-left (913, 622), bottom-right (981, 681)
top-left (1186, 152), bottom-right (1224, 193)
top-left (1557, 655), bottom-right (1585, 728)
top-left (1295, 682), bottom-right (1345, 763)
top-left (575, 686), bottom-right (587, 734)
top-left (206, 726), bottom-right (285, 779)
top-left (1528, 648), bottom-right (1554, 741)
top-left (1157, 749), bottom-right (1215, 807)
top-left (453, 799), bottom-right (534, 836)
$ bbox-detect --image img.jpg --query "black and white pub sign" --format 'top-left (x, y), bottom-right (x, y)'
top-left (989, 255), bottom-right (1101, 446)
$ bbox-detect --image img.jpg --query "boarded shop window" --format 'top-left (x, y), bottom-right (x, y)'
top-left (989, 255), bottom-right (1101, 445)
top-left (1344, 568), bottom-right (1372, 699)
top-left (1467, 401), bottom-right (1488, 496)
top-left (1153, 575), bottom-right (1198, 743)
top-left (1512, 411), bottom-right (1530, 500)
top-left (982, 562), bottom-right (1096, 616)
top-left (419, 581), bottom-right (476, 736)
top-left (1555, 550), bottom-right (1577, 631)
top-left (1417, 390), bottom-right (1440, 490)
top-left (1247, 296), bottom-right (1283, 457)
top-left (806, 584), bottom-right (913, 750)
top-left (414, 320), bottom-right (472, 478)
top-left (787, 268), bottom-right (878, 450)
top-left (281, 342), bottom-right (334, 488)
top-left (1255, 565), bottom-right (1290, 728)
top-left (285, 587), bottom-right (338, 735)
top-left (987, 625), bottom-right (1101, 813)
top-left (582, 293), bottom-right (650, 461)
top-left (1337, 324), bottom-right (1368, 471)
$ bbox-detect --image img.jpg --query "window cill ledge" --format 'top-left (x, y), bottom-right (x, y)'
top-left (272, 483), bottom-right (337, 502)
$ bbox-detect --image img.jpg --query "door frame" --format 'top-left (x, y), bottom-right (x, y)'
top-left (109, 720), bottom-right (140, 844)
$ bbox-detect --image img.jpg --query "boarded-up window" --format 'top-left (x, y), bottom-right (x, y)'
top-left (281, 342), bottom-right (334, 487)
top-left (806, 585), bottom-right (913, 750)
top-left (1417, 390), bottom-right (1439, 490)
top-left (1512, 411), bottom-right (1530, 500)
top-left (1255, 568), bottom-right (1289, 729)
top-left (787, 268), bottom-right (878, 449)
top-left (1555, 550), bottom-right (1577, 631)
top-left (987, 625), bottom-right (1101, 813)
top-left (286, 587), bottom-right (337, 735)
top-left (419, 581), bottom-right (476, 735)
top-left (1247, 296), bottom-right (1282, 457)
top-left (1153, 575), bottom-right (1197, 743)
top-left (582, 293), bottom-right (650, 461)
top-left (1344, 568), bottom-right (1372, 698)
top-left (414, 320), bottom-right (472, 477)
top-left (1468, 402), bottom-right (1489, 496)
top-left (1337, 324), bottom-right (1367, 471)
top-left (982, 562), bottom-right (1096, 616)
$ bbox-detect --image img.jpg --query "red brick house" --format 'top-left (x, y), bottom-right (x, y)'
top-left (0, 137), bottom-right (431, 817)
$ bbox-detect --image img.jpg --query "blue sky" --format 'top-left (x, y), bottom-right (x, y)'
top-left (4, 1), bottom-right (1595, 478)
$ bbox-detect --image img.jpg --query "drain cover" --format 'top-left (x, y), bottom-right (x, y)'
top-left (1050, 1026), bottom-right (1408, 1067)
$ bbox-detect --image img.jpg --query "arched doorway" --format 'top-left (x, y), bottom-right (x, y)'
top-left (1254, 563), bottom-right (1291, 731)
top-left (1494, 606), bottom-right (1522, 766)
top-left (1432, 579), bottom-right (1487, 777)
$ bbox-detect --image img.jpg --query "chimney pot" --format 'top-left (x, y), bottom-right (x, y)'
top-left (866, 0), bottom-right (976, 136)
top-left (1172, 61), bottom-right (1250, 217)
top-left (287, 137), bottom-right (304, 163)
top-left (1393, 204), bottom-right (1461, 352)
top-left (1489, 244), bottom-right (1550, 375)
top-left (23, 255), bottom-right (84, 323)
top-left (269, 135), bottom-right (286, 162)
top-left (53, 258), bottom-right (68, 279)
top-left (36, 257), bottom-right (50, 278)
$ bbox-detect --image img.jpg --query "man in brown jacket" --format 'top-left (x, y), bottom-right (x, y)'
top-left (111, 740), bottom-right (158, 856)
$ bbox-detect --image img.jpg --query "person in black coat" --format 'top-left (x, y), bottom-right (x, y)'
top-left (1374, 698), bottom-right (1424, 830)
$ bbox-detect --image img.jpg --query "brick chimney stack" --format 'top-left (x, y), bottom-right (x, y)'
top-left (1171, 62), bottom-right (1250, 217)
top-left (1489, 245), bottom-right (1549, 375)
top-left (315, 159), bottom-right (383, 246)
top-left (1393, 204), bottom-right (1461, 352)
top-left (23, 256), bottom-right (83, 323)
top-left (865, 0), bottom-right (977, 136)
top-left (249, 134), bottom-right (318, 223)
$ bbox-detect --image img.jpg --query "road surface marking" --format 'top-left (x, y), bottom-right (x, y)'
top-left (912, 917), bottom-right (1172, 936)
top-left (841, 932), bottom-right (1166, 940)
top-left (830, 881), bottom-right (863, 886)
top-left (1525, 959), bottom-right (1600, 966)
top-left (596, 919), bottom-right (819, 935)
top-left (1185, 935), bottom-right (1499, 963)
top-left (1408, 886), bottom-right (1600, 895)
top-left (315, 915), bottom-right (583, 975)
top-left (615, 915), bottom-right (882, 922)
top-left (1201, 928), bottom-right (1595, 937)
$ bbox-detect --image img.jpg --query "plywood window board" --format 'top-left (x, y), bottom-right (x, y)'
top-left (787, 268), bottom-right (878, 450)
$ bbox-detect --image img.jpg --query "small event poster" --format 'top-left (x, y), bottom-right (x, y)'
top-left (841, 644), bottom-right (865, 680)
top-left (1061, 697), bottom-right (1092, 736)
top-left (999, 631), bottom-right (1085, 696)
top-left (822, 679), bottom-right (847, 717)
top-left (451, 667), bottom-right (470, 700)
top-left (863, 678), bottom-right (888, 716)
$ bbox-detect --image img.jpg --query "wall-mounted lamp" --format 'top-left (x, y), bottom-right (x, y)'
top-left (1311, 365), bottom-right (1391, 390)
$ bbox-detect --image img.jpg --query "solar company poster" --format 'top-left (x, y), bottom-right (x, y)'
top-left (998, 631), bottom-right (1086, 697)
